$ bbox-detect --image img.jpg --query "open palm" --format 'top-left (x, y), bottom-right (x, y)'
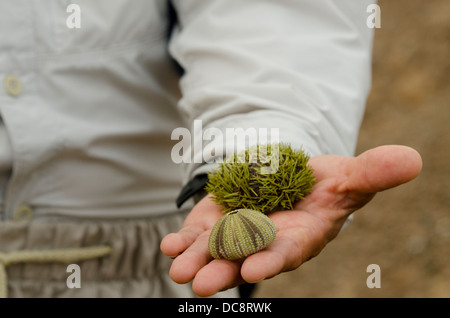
top-left (161, 145), bottom-right (422, 297)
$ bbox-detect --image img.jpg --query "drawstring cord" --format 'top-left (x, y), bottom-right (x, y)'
top-left (0, 245), bottom-right (112, 298)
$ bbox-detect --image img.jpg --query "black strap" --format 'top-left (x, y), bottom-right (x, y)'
top-left (176, 174), bottom-right (209, 208)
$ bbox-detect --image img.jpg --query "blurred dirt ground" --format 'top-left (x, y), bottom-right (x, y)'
top-left (253, 0), bottom-right (450, 298)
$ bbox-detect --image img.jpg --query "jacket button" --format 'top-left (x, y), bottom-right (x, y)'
top-left (4, 75), bottom-right (22, 97)
top-left (13, 204), bottom-right (33, 222)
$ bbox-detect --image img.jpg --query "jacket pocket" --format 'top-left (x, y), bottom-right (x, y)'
top-left (35, 0), bottom-right (168, 55)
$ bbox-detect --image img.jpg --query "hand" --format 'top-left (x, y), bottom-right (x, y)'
top-left (160, 145), bottom-right (422, 297)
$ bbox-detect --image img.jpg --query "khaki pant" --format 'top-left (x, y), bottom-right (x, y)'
top-left (0, 211), bottom-right (238, 298)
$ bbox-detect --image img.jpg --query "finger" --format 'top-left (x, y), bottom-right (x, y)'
top-left (160, 227), bottom-right (205, 258)
top-left (160, 194), bottom-right (223, 257)
top-left (240, 211), bottom-right (334, 283)
top-left (169, 230), bottom-right (213, 284)
top-left (240, 227), bottom-right (326, 283)
top-left (192, 259), bottom-right (244, 297)
top-left (308, 155), bottom-right (349, 182)
top-left (343, 145), bottom-right (423, 194)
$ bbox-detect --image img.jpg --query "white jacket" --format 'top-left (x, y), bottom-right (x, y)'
top-left (0, 0), bottom-right (375, 220)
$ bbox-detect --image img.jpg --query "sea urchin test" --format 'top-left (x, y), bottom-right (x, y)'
top-left (208, 209), bottom-right (277, 261)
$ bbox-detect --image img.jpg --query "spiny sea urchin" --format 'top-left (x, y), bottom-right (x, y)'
top-left (205, 143), bottom-right (316, 214)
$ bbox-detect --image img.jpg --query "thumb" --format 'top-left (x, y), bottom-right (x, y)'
top-left (344, 145), bottom-right (423, 194)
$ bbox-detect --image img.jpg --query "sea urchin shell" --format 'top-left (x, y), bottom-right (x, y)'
top-left (208, 209), bottom-right (277, 260)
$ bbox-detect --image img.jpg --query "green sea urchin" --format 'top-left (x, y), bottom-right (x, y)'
top-left (205, 143), bottom-right (316, 214)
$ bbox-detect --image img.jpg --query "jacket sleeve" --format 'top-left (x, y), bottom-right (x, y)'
top-left (169, 0), bottom-right (376, 185)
